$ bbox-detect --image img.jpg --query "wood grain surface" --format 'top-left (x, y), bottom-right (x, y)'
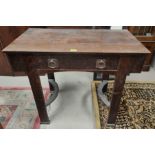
top-left (3, 28), bottom-right (150, 54)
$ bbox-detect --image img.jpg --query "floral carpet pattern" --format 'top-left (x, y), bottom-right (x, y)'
top-left (92, 81), bottom-right (155, 129)
top-left (0, 87), bottom-right (49, 129)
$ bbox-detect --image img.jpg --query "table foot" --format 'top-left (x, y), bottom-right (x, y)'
top-left (106, 124), bottom-right (116, 128)
top-left (40, 119), bottom-right (51, 124)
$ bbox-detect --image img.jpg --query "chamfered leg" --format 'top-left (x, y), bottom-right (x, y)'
top-left (27, 69), bottom-right (50, 124)
top-left (107, 57), bottom-right (129, 127)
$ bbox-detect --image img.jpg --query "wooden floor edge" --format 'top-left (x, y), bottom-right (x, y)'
top-left (91, 81), bottom-right (101, 129)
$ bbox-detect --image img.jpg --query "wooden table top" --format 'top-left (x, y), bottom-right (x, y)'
top-left (3, 28), bottom-right (150, 54)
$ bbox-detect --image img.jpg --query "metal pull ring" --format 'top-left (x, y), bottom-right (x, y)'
top-left (48, 59), bottom-right (59, 69)
top-left (96, 59), bottom-right (106, 69)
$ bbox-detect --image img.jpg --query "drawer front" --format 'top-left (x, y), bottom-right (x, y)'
top-left (32, 54), bottom-right (119, 71)
top-left (7, 53), bottom-right (146, 74)
top-left (8, 53), bottom-right (119, 72)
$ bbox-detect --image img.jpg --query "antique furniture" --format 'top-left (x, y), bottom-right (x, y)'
top-left (124, 26), bottom-right (155, 71)
top-left (3, 28), bottom-right (149, 127)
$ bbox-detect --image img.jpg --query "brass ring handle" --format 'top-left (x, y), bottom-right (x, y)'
top-left (96, 59), bottom-right (106, 69)
top-left (48, 59), bottom-right (59, 69)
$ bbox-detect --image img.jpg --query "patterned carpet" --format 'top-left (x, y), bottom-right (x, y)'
top-left (0, 87), bottom-right (49, 129)
top-left (92, 81), bottom-right (155, 129)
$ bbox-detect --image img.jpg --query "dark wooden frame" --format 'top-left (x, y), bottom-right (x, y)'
top-left (3, 28), bottom-right (149, 127)
top-left (5, 52), bottom-right (147, 126)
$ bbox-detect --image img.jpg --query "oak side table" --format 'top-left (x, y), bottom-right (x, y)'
top-left (3, 28), bottom-right (150, 127)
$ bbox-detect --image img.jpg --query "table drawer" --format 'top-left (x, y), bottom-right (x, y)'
top-left (8, 53), bottom-right (119, 72)
top-left (32, 54), bottom-right (119, 71)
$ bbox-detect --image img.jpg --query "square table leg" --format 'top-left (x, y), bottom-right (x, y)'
top-left (107, 73), bottom-right (126, 127)
top-left (27, 70), bottom-right (50, 124)
top-left (107, 57), bottom-right (129, 127)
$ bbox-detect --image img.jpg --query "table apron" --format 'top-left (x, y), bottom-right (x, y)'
top-left (7, 53), bottom-right (146, 74)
